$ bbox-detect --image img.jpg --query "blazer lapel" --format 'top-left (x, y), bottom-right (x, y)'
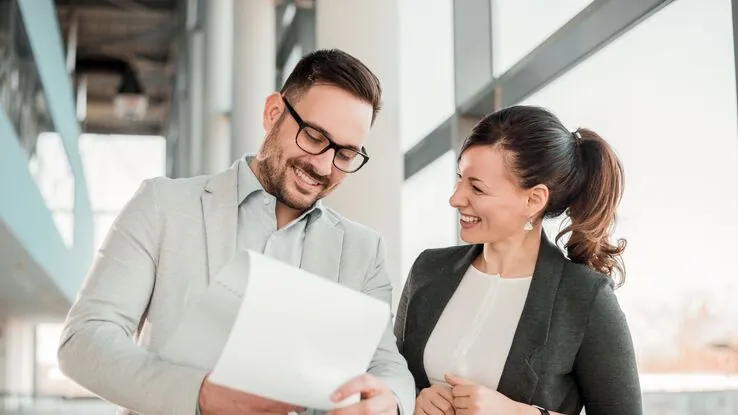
top-left (497, 233), bottom-right (565, 403)
top-left (201, 161), bottom-right (240, 282)
top-left (412, 244), bottom-right (483, 387)
top-left (300, 212), bottom-right (344, 282)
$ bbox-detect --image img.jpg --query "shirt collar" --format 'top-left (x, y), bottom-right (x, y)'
top-left (238, 155), bottom-right (324, 219)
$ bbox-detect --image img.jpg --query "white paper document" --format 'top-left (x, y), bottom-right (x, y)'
top-left (208, 250), bottom-right (390, 410)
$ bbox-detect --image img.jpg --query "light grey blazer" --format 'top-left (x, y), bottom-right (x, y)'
top-left (58, 161), bottom-right (415, 415)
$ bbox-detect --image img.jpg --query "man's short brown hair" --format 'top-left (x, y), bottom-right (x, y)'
top-left (280, 49), bottom-right (382, 124)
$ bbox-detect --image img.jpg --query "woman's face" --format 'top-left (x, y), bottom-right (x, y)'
top-left (450, 145), bottom-right (546, 245)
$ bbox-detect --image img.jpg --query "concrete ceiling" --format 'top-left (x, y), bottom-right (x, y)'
top-left (54, 0), bottom-right (179, 136)
top-left (0, 220), bottom-right (72, 321)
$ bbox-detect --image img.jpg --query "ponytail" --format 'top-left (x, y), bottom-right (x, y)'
top-left (556, 128), bottom-right (627, 286)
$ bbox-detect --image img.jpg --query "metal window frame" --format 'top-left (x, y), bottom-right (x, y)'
top-left (276, 1), bottom-right (316, 89)
top-left (404, 0), bottom-right (677, 180)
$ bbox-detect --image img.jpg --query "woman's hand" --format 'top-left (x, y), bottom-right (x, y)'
top-left (415, 384), bottom-right (455, 415)
top-left (445, 374), bottom-right (537, 415)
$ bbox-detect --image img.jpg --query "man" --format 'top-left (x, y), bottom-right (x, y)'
top-left (58, 49), bottom-right (415, 415)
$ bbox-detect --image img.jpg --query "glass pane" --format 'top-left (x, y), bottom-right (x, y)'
top-left (400, 0), bottom-right (455, 151)
top-left (79, 134), bottom-right (166, 255)
top-left (27, 133), bottom-right (75, 248)
top-left (492, 0), bottom-right (594, 76)
top-left (79, 134), bottom-right (166, 212)
top-left (401, 151), bottom-right (458, 281)
top-left (520, 0), bottom-right (738, 404)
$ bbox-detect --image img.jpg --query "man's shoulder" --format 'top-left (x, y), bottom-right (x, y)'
top-left (143, 174), bottom-right (212, 201)
top-left (320, 206), bottom-right (380, 242)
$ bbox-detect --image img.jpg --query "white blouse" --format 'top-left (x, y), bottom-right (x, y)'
top-left (424, 265), bottom-right (532, 389)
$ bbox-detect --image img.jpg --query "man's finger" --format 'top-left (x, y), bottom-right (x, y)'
top-left (332, 374), bottom-right (380, 402)
top-left (328, 393), bottom-right (395, 415)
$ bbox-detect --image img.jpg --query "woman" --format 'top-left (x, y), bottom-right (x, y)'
top-left (394, 106), bottom-right (641, 415)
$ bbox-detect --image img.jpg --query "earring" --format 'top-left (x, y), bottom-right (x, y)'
top-left (523, 217), bottom-right (534, 231)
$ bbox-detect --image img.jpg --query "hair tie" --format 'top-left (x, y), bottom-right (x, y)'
top-left (572, 130), bottom-right (583, 145)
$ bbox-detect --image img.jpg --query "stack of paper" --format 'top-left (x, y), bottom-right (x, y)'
top-left (208, 250), bottom-right (390, 410)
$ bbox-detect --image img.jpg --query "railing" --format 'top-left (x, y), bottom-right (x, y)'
top-left (0, 0), bottom-right (92, 302)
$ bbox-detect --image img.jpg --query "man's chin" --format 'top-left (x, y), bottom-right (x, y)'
top-left (280, 190), bottom-right (319, 211)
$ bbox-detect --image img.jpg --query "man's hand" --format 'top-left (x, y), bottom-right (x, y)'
top-left (198, 376), bottom-right (305, 415)
top-left (415, 384), bottom-right (454, 415)
top-left (327, 374), bottom-right (398, 415)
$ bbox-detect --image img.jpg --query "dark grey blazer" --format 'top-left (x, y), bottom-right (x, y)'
top-left (394, 236), bottom-right (642, 415)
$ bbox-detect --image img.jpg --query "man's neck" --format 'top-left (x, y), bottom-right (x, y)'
top-left (248, 158), bottom-right (305, 229)
top-left (275, 202), bottom-right (302, 229)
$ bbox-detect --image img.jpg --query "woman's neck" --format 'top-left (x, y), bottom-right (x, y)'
top-left (477, 228), bottom-right (542, 278)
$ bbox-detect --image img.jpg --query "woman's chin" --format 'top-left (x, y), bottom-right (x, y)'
top-left (458, 230), bottom-right (482, 245)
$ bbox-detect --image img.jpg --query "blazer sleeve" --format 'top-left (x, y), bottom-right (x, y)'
top-left (361, 236), bottom-right (417, 415)
top-left (58, 179), bottom-right (208, 415)
top-left (574, 281), bottom-right (643, 415)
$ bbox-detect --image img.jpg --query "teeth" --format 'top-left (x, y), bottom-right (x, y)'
top-left (460, 214), bottom-right (481, 223)
top-left (294, 167), bottom-right (319, 186)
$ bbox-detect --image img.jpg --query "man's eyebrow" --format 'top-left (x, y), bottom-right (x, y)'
top-left (303, 120), bottom-right (361, 152)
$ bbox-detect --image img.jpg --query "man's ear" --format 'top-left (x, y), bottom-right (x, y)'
top-left (262, 92), bottom-right (283, 131)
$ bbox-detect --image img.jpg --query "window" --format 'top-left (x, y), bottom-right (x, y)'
top-left (400, 0), bottom-right (455, 151)
top-left (401, 151), bottom-right (458, 281)
top-left (28, 133), bottom-right (75, 248)
top-left (492, 0), bottom-right (594, 75)
top-left (521, 0), bottom-right (738, 391)
top-left (79, 134), bottom-right (166, 253)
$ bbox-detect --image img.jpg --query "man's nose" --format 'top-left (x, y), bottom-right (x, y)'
top-left (312, 150), bottom-right (335, 176)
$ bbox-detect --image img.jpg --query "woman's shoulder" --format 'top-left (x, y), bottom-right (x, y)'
top-left (412, 244), bottom-right (478, 271)
top-left (406, 244), bottom-right (477, 284)
top-left (541, 238), bottom-right (615, 296)
top-left (414, 244), bottom-right (474, 263)
top-left (557, 258), bottom-right (619, 315)
top-left (562, 260), bottom-right (614, 289)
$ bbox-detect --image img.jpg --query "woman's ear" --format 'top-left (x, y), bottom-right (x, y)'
top-left (526, 184), bottom-right (549, 218)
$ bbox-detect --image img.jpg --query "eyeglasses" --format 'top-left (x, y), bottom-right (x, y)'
top-left (282, 96), bottom-right (370, 173)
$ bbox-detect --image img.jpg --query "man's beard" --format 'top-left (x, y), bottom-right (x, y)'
top-left (257, 129), bottom-right (328, 211)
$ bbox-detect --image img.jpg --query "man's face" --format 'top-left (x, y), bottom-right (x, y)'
top-left (257, 85), bottom-right (374, 211)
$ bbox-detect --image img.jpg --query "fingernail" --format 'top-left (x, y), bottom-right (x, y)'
top-left (331, 392), bottom-right (340, 401)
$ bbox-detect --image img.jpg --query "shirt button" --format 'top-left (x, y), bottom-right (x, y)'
top-left (263, 197), bottom-right (270, 205)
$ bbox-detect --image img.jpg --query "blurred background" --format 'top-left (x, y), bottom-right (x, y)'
top-left (1, 0), bottom-right (737, 413)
